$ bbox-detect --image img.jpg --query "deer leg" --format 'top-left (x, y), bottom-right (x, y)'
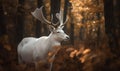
top-left (50, 62), bottom-right (53, 71)
top-left (49, 55), bottom-right (55, 71)
top-left (23, 64), bottom-right (29, 71)
top-left (35, 62), bottom-right (39, 71)
top-left (49, 47), bottom-right (60, 71)
top-left (18, 55), bottom-right (23, 64)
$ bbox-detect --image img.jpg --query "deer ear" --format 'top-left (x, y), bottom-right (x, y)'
top-left (49, 25), bottom-right (55, 32)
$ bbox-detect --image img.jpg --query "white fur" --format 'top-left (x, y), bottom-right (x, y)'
top-left (17, 28), bottom-right (69, 71)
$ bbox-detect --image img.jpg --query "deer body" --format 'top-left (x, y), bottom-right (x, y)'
top-left (18, 32), bottom-right (65, 63)
top-left (17, 6), bottom-right (69, 71)
top-left (18, 37), bottom-right (49, 63)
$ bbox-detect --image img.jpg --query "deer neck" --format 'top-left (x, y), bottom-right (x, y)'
top-left (48, 33), bottom-right (61, 47)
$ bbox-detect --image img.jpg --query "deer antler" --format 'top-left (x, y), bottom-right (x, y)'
top-left (31, 6), bottom-right (60, 28)
top-left (56, 11), bottom-right (68, 28)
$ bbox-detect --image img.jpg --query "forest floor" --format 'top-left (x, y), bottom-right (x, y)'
top-left (0, 40), bottom-right (120, 71)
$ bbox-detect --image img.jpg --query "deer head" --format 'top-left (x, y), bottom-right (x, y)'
top-left (31, 6), bottom-right (69, 41)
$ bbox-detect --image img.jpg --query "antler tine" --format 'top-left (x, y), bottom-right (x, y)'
top-left (62, 16), bottom-right (69, 26)
top-left (60, 11), bottom-right (69, 27)
top-left (56, 11), bottom-right (62, 27)
top-left (59, 10), bottom-right (63, 26)
top-left (49, 14), bottom-right (60, 28)
top-left (43, 9), bottom-right (60, 28)
top-left (56, 10), bottom-right (68, 27)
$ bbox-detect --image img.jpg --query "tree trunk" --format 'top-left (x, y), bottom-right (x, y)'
top-left (36, 0), bottom-right (43, 37)
top-left (63, 0), bottom-right (69, 32)
top-left (68, 3), bottom-right (74, 45)
top-left (2, 0), bottom-right (18, 45)
top-left (63, 0), bottom-right (69, 22)
top-left (16, 0), bottom-right (24, 43)
top-left (104, 0), bottom-right (120, 55)
top-left (0, 1), bottom-right (6, 36)
top-left (113, 0), bottom-right (120, 48)
top-left (50, 0), bottom-right (61, 24)
top-left (23, 0), bottom-right (37, 37)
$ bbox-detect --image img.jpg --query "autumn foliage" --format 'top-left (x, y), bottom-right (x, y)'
top-left (0, 0), bottom-right (120, 71)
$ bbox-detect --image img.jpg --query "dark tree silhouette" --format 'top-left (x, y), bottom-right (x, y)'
top-left (2, 0), bottom-right (18, 45)
top-left (36, 0), bottom-right (43, 37)
top-left (16, 0), bottom-right (24, 43)
top-left (0, 1), bottom-right (6, 36)
top-left (104, 0), bottom-right (120, 55)
top-left (50, 0), bottom-right (61, 24)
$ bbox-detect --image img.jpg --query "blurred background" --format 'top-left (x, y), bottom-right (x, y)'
top-left (0, 0), bottom-right (120, 71)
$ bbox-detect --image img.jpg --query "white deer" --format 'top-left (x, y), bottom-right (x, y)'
top-left (17, 6), bottom-right (69, 71)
